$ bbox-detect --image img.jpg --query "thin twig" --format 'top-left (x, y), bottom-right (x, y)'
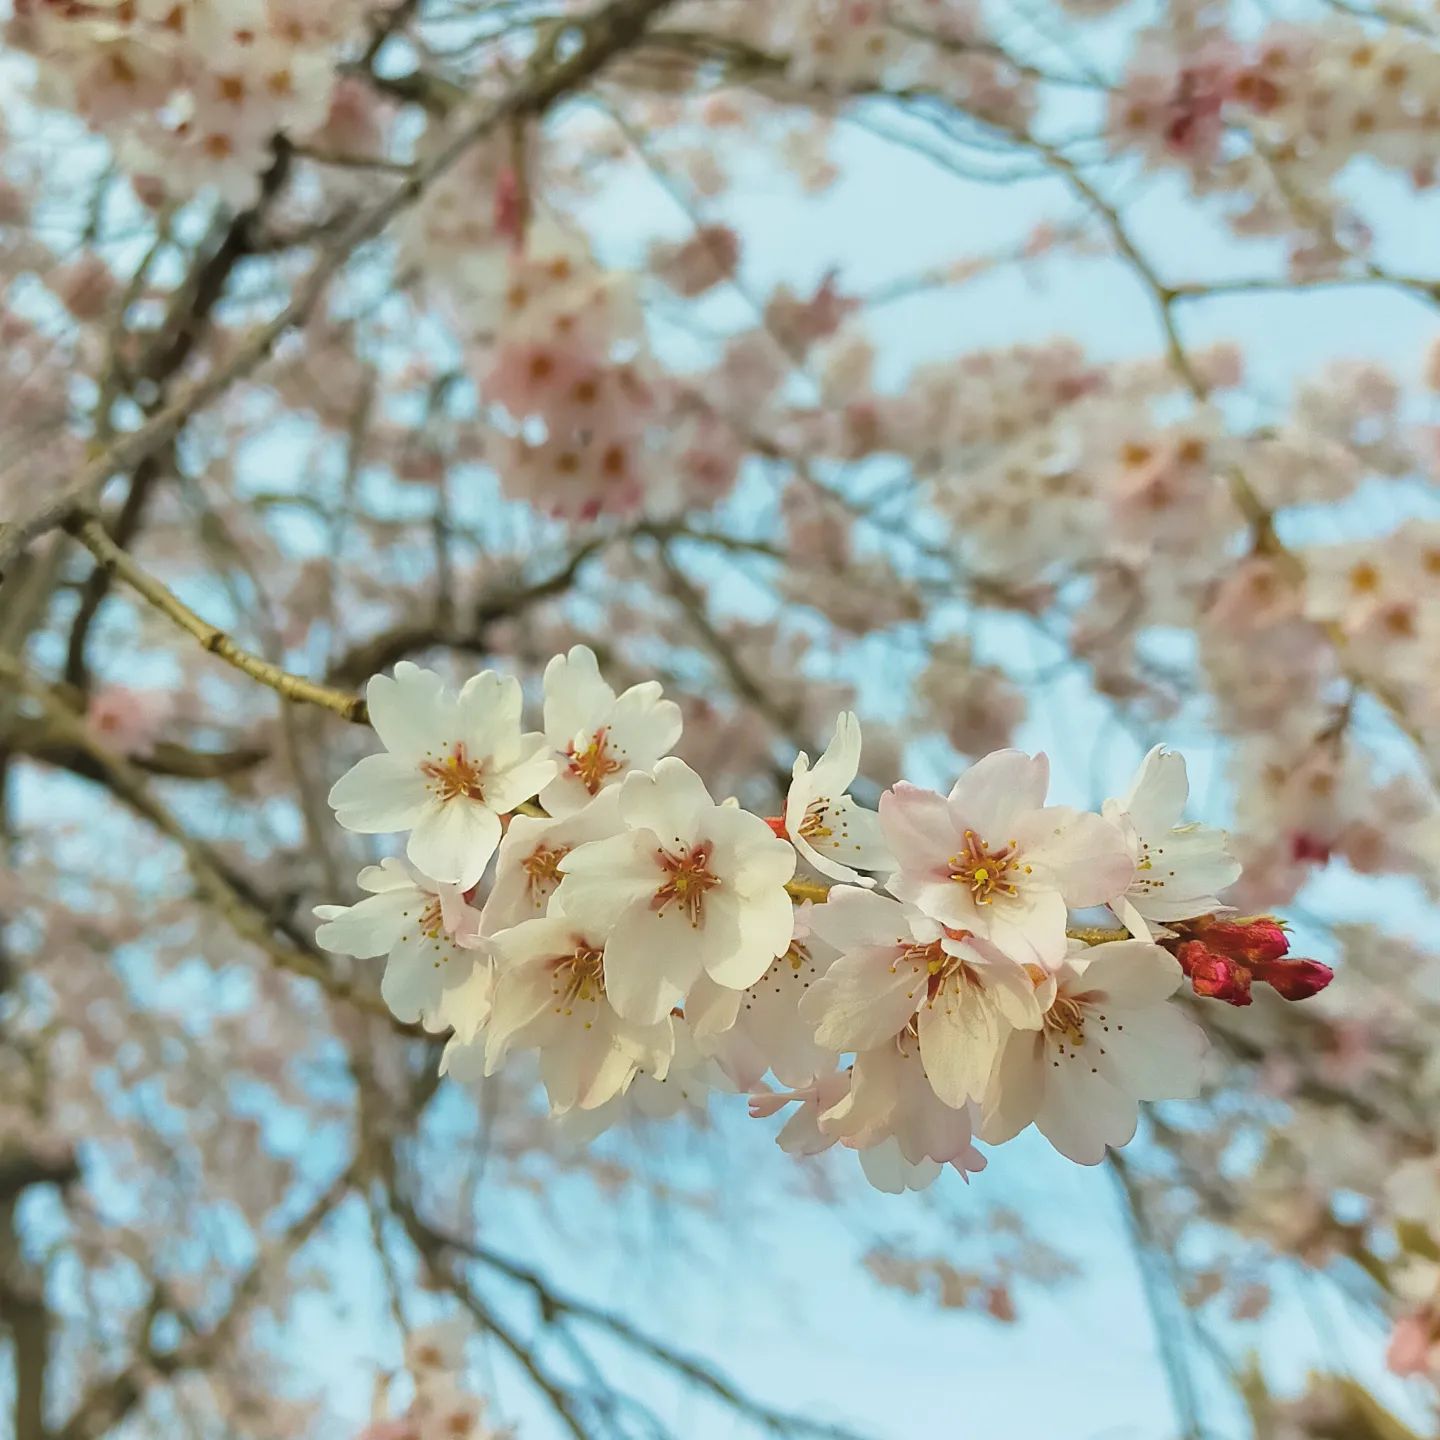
top-left (65, 515), bottom-right (371, 725)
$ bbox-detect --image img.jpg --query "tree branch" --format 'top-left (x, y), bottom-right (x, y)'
top-left (65, 515), bottom-right (371, 725)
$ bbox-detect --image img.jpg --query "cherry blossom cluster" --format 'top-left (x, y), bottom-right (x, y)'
top-left (7, 0), bottom-right (373, 203)
top-left (316, 648), bottom-right (1330, 1194)
top-left (1111, 17), bottom-right (1440, 186)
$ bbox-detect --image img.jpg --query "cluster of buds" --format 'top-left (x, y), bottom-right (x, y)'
top-left (1168, 915), bottom-right (1334, 1006)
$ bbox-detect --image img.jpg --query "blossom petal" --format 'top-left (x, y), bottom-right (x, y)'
top-left (1121, 745), bottom-right (1188, 837)
top-left (328, 752), bottom-right (428, 833)
top-left (608, 682), bottom-right (683, 768)
top-left (1035, 1061), bottom-right (1138, 1166)
top-left (919, 985), bottom-right (1000, 1108)
top-left (980, 1028), bottom-right (1045, 1145)
top-left (878, 783), bottom-right (954, 880)
top-left (543, 645), bottom-right (615, 748)
top-left (1073, 940), bottom-right (1183, 1009)
top-left (1103, 1004), bottom-right (1207, 1101)
top-left (555, 832), bottom-right (657, 931)
top-left (1019, 808), bottom-right (1135, 907)
top-left (407, 799), bottom-right (502, 887)
top-left (618, 757), bottom-right (713, 843)
top-left (799, 947), bottom-right (924, 1052)
top-left (457, 670), bottom-right (525, 761)
top-left (602, 901), bottom-right (708, 1026)
top-left (947, 750), bottom-right (1049, 838)
top-left (365, 663), bottom-right (449, 759)
top-left (314, 887), bottom-right (415, 958)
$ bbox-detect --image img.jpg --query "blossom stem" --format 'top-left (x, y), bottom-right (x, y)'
top-left (1067, 925), bottom-right (1133, 946)
top-left (785, 877), bottom-right (832, 904)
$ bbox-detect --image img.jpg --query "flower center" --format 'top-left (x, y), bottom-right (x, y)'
top-left (1045, 995), bottom-right (1088, 1047)
top-left (797, 799), bottom-right (833, 842)
top-left (900, 939), bottom-right (962, 1004)
top-left (550, 941), bottom-right (606, 1016)
top-left (420, 743), bottom-right (487, 804)
top-left (652, 841), bottom-right (721, 926)
top-left (418, 897), bottom-right (445, 941)
top-left (522, 842), bottom-right (570, 907)
top-left (948, 830), bottom-right (1027, 903)
top-left (567, 726), bottom-right (623, 795)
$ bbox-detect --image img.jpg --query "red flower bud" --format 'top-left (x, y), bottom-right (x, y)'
top-left (1176, 941), bottom-right (1253, 1006)
top-left (765, 815), bottom-right (789, 839)
top-left (1187, 916), bottom-right (1290, 964)
top-left (1252, 956), bottom-right (1334, 1001)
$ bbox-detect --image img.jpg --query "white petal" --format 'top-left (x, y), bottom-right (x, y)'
top-left (366, 664), bottom-right (449, 759)
top-left (555, 832), bottom-right (656, 930)
top-left (806, 886), bottom-right (913, 950)
top-left (485, 732), bottom-right (558, 813)
top-left (799, 947), bottom-right (924, 1051)
top-left (602, 901), bottom-right (708, 1025)
top-left (1073, 941), bottom-right (1183, 1009)
top-left (1103, 1004), bottom-right (1207, 1101)
top-left (1018, 808), bottom-right (1135, 907)
top-left (328, 752), bottom-right (429, 833)
top-left (979, 1028), bottom-right (1045, 1145)
top-left (457, 670), bottom-right (525, 760)
top-left (918, 985), bottom-right (1000, 1108)
top-left (618, 757), bottom-right (712, 842)
top-left (313, 887), bottom-right (415, 958)
top-left (608, 683), bottom-right (683, 767)
top-left (543, 645), bottom-right (615, 747)
top-left (407, 799), bottom-right (502, 888)
top-left (1121, 745), bottom-right (1189, 837)
top-left (709, 883), bottom-right (791, 990)
top-left (948, 750), bottom-right (1050, 839)
top-left (1035, 1060), bottom-right (1138, 1166)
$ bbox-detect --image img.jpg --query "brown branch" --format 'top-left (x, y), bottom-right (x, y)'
top-left (65, 515), bottom-right (371, 725)
top-left (6, 720), bottom-right (268, 782)
top-left (0, 653), bottom-right (419, 1034)
top-left (2, 1197), bottom-right (52, 1440)
top-left (326, 536), bottom-right (609, 687)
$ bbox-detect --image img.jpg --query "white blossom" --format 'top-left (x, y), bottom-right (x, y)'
top-left (328, 663), bottom-right (554, 887)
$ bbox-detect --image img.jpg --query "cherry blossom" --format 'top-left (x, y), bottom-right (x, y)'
top-left (555, 758), bottom-right (797, 1024)
top-left (477, 911), bottom-right (675, 1113)
top-left (687, 902), bottom-right (837, 1089)
top-left (800, 885), bottom-right (1042, 1107)
top-left (1104, 744), bottom-right (1242, 935)
top-left (982, 941), bottom-right (1208, 1165)
top-left (8, 0), bottom-right (1433, 1422)
top-left (314, 858), bottom-right (484, 1028)
top-left (880, 750), bottom-right (1135, 965)
top-left (327, 662), bottom-right (554, 887)
top-left (781, 710), bottom-right (891, 884)
top-left (539, 644), bottom-right (682, 817)
top-left (479, 787), bottom-right (624, 934)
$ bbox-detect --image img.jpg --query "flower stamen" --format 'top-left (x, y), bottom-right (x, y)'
top-left (550, 941), bottom-right (606, 1016)
top-left (567, 726), bottom-right (623, 795)
top-left (522, 842), bottom-right (570, 906)
top-left (652, 840), bottom-right (721, 926)
top-left (420, 743), bottom-right (487, 803)
top-left (948, 830), bottom-right (1028, 903)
